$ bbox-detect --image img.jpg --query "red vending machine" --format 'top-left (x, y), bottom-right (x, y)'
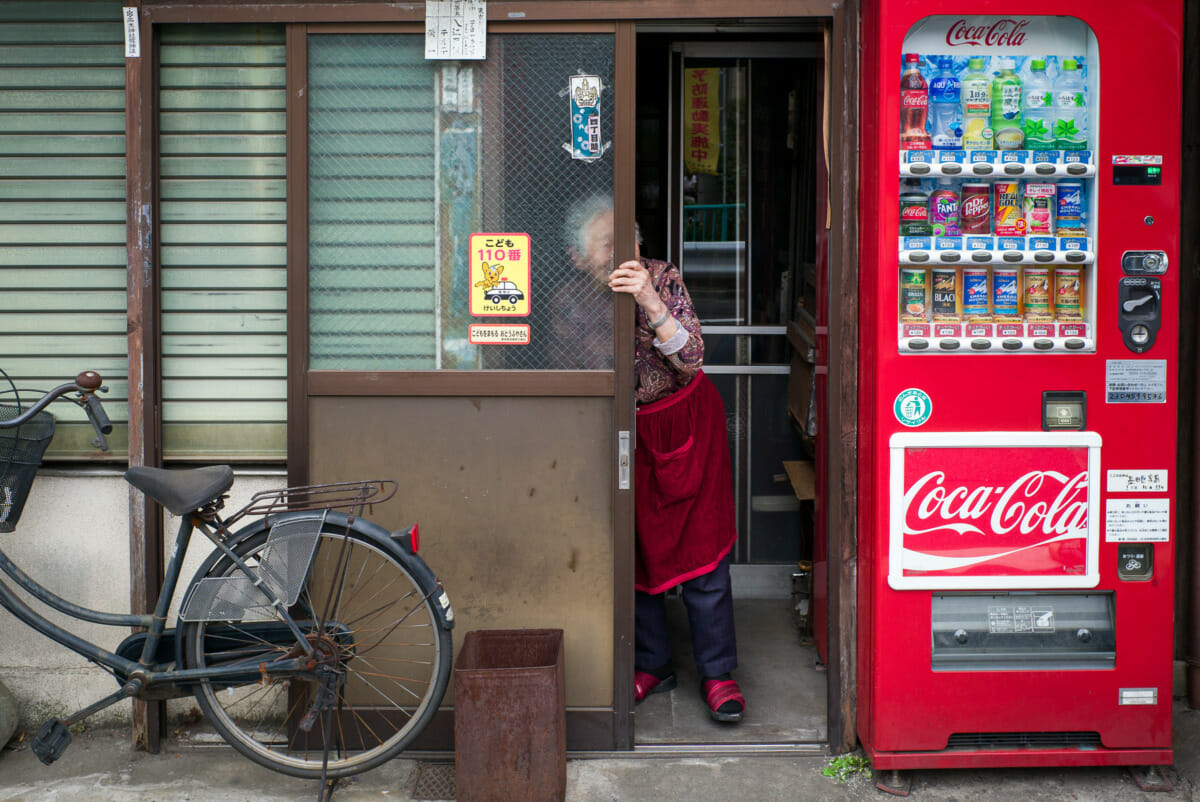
top-left (858, 0), bottom-right (1182, 775)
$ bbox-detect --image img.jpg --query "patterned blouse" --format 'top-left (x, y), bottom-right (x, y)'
top-left (635, 258), bottom-right (704, 405)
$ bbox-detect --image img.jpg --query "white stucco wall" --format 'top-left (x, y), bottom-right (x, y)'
top-left (0, 468), bottom-right (284, 729)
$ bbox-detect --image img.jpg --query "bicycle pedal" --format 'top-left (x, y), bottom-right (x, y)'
top-left (31, 718), bottom-right (72, 765)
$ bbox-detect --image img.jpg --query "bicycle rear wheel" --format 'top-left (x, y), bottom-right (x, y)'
top-left (182, 521), bottom-right (451, 779)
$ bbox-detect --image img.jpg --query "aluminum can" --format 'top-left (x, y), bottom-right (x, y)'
top-left (931, 267), bottom-right (959, 321)
top-left (1023, 183), bottom-right (1056, 236)
top-left (962, 268), bottom-right (990, 320)
top-left (1023, 266), bottom-right (1052, 321)
top-left (1055, 181), bottom-right (1086, 237)
top-left (1054, 267), bottom-right (1083, 320)
top-left (959, 184), bottom-right (991, 235)
top-left (899, 267), bottom-right (929, 321)
top-left (992, 267), bottom-right (1020, 320)
top-left (929, 185), bottom-right (961, 236)
top-left (993, 182), bottom-right (1025, 236)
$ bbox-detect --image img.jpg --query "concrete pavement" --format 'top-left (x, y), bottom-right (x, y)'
top-left (0, 703), bottom-right (1197, 801)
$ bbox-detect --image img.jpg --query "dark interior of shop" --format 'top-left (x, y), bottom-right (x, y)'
top-left (633, 29), bottom-right (829, 746)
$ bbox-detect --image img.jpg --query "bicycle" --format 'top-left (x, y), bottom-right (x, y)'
top-left (0, 370), bottom-right (455, 780)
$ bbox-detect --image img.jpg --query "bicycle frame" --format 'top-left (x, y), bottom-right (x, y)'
top-left (0, 511), bottom-right (312, 693)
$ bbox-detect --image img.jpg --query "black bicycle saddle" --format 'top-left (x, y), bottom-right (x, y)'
top-left (124, 465), bottom-right (234, 515)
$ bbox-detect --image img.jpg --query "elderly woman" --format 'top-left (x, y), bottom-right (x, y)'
top-left (564, 196), bottom-right (744, 723)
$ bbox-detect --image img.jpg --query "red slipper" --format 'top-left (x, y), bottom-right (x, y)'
top-left (634, 670), bottom-right (678, 704)
top-left (702, 678), bottom-right (744, 722)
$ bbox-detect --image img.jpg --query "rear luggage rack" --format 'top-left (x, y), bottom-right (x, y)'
top-left (223, 479), bottom-right (397, 526)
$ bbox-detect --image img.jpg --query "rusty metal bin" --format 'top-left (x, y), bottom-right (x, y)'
top-left (454, 629), bottom-right (566, 802)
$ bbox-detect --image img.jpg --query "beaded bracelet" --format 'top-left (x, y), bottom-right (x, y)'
top-left (648, 310), bottom-right (672, 329)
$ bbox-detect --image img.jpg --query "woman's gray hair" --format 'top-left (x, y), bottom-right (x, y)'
top-left (564, 194), bottom-right (612, 254)
top-left (563, 194), bottom-right (642, 252)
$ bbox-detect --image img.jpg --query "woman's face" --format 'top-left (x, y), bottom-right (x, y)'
top-left (576, 209), bottom-right (614, 283)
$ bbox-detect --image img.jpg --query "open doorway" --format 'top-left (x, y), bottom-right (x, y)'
top-left (633, 29), bottom-right (829, 745)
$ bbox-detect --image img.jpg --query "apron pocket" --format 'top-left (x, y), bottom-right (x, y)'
top-left (650, 435), bottom-right (702, 507)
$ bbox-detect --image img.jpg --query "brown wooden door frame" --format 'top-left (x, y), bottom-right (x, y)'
top-left (286, 19), bottom-right (637, 750)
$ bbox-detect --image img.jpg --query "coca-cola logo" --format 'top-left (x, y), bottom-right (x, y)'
top-left (903, 469), bottom-right (1089, 540)
top-left (945, 18), bottom-right (1030, 48)
top-left (961, 196), bottom-right (989, 217)
top-left (901, 93), bottom-right (928, 108)
top-left (901, 206), bottom-right (927, 220)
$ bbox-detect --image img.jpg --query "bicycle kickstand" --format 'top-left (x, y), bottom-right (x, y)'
top-left (31, 675), bottom-right (144, 765)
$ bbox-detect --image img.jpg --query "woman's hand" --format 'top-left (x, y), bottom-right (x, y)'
top-left (609, 259), bottom-right (668, 321)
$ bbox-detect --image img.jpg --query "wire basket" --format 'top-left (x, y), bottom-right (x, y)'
top-left (0, 404), bottom-right (55, 533)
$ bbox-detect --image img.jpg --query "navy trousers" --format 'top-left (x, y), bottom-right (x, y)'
top-left (634, 554), bottom-right (738, 679)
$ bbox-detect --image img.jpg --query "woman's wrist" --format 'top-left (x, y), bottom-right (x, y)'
top-left (648, 309), bottom-right (672, 329)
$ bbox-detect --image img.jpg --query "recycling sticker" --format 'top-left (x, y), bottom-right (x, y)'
top-left (894, 388), bottom-right (932, 427)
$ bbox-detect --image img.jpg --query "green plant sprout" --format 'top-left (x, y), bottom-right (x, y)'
top-left (822, 752), bottom-right (873, 783)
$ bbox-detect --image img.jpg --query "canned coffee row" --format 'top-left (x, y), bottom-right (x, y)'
top-left (899, 264), bottom-right (1083, 324)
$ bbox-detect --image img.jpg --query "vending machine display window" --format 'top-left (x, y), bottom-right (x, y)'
top-left (896, 17), bottom-right (1099, 354)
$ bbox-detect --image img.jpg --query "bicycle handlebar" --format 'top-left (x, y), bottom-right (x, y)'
top-left (0, 370), bottom-right (112, 451)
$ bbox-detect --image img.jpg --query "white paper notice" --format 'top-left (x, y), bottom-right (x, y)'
top-left (123, 7), bottom-right (140, 58)
top-left (1105, 498), bottom-right (1170, 543)
top-left (1107, 470), bottom-right (1168, 493)
top-left (426, 0), bottom-right (487, 61)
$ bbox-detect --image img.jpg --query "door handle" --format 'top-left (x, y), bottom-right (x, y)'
top-left (618, 430), bottom-right (631, 490)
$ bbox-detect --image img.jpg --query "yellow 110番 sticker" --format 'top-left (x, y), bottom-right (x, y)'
top-left (469, 233), bottom-right (530, 317)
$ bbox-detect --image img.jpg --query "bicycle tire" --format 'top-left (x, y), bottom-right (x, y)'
top-left (181, 518), bottom-right (452, 779)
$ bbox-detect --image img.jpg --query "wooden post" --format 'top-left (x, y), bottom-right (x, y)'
top-left (125, 2), bottom-right (165, 752)
top-left (826, 0), bottom-right (860, 755)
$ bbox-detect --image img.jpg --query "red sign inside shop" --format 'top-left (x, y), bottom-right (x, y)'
top-left (888, 432), bottom-right (1101, 589)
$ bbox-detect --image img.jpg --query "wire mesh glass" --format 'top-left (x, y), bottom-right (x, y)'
top-left (308, 33), bottom-right (615, 370)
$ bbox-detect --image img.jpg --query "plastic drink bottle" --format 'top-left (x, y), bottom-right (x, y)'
top-left (960, 57), bottom-right (992, 150)
top-left (1053, 58), bottom-right (1088, 150)
top-left (928, 56), bottom-right (963, 150)
top-left (1021, 59), bottom-right (1055, 151)
top-left (900, 53), bottom-right (932, 150)
top-left (990, 57), bottom-right (1023, 149)
top-left (899, 179), bottom-right (931, 236)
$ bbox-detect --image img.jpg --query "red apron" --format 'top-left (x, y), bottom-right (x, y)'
top-left (634, 371), bottom-right (737, 594)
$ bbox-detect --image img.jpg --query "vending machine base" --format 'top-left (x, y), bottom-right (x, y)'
top-left (863, 743), bottom-right (1172, 772)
